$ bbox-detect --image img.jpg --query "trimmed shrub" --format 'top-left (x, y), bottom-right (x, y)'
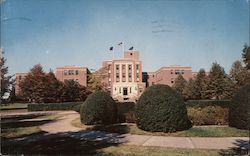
top-left (72, 103), bottom-right (82, 113)
top-left (27, 102), bottom-right (82, 111)
top-left (186, 100), bottom-right (230, 108)
top-left (135, 84), bottom-right (192, 132)
top-left (80, 91), bottom-right (117, 125)
top-left (186, 100), bottom-right (230, 125)
top-left (116, 102), bottom-right (135, 123)
top-left (187, 106), bottom-right (228, 125)
top-left (229, 84), bottom-right (250, 130)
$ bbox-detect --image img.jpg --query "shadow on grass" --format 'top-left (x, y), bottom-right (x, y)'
top-left (2, 130), bottom-right (125, 156)
top-left (219, 139), bottom-right (249, 155)
top-left (87, 124), bottom-right (130, 134)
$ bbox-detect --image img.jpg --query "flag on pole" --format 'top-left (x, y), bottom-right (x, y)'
top-left (118, 42), bottom-right (123, 46)
top-left (129, 46), bottom-right (133, 50)
top-left (109, 47), bottom-right (113, 51)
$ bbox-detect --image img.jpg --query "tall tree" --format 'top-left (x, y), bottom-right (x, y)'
top-left (193, 69), bottom-right (208, 99)
top-left (20, 64), bottom-right (47, 103)
top-left (172, 74), bottom-right (187, 95)
top-left (230, 60), bottom-right (250, 89)
top-left (60, 80), bottom-right (82, 102)
top-left (182, 78), bottom-right (196, 100)
top-left (206, 62), bottom-right (233, 99)
top-left (0, 56), bottom-right (14, 103)
top-left (242, 44), bottom-right (250, 70)
top-left (88, 66), bottom-right (108, 92)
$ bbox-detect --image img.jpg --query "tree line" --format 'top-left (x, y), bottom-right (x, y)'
top-left (173, 44), bottom-right (250, 100)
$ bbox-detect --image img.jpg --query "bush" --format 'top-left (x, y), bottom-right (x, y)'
top-left (116, 102), bottom-right (135, 123)
top-left (135, 84), bottom-right (192, 132)
top-left (80, 91), bottom-right (117, 125)
top-left (72, 103), bottom-right (82, 113)
top-left (27, 102), bottom-right (82, 111)
top-left (187, 106), bottom-right (228, 125)
top-left (186, 100), bottom-right (230, 125)
top-left (229, 84), bottom-right (250, 130)
top-left (186, 100), bottom-right (230, 108)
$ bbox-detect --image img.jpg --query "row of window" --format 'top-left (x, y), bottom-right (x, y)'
top-left (64, 70), bottom-right (79, 75)
top-left (171, 70), bottom-right (185, 75)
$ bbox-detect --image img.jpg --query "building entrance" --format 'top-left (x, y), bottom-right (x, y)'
top-left (123, 87), bottom-right (128, 95)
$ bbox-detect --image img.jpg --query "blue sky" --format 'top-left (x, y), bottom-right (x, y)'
top-left (1, 0), bottom-right (249, 75)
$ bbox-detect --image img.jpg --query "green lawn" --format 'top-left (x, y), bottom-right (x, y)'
top-left (1, 103), bottom-right (28, 110)
top-left (72, 117), bottom-right (249, 137)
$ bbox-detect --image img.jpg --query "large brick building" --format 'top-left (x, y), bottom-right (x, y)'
top-left (55, 65), bottom-right (89, 87)
top-left (143, 65), bottom-right (193, 87)
top-left (102, 51), bottom-right (146, 102)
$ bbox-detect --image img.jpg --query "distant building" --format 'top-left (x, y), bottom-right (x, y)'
top-left (143, 65), bottom-right (193, 87)
top-left (55, 65), bottom-right (89, 87)
top-left (102, 51), bottom-right (146, 102)
top-left (15, 73), bottom-right (28, 95)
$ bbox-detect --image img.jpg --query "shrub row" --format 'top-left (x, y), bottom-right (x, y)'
top-left (27, 102), bottom-right (83, 111)
top-left (186, 100), bottom-right (230, 125)
top-left (116, 102), bottom-right (135, 123)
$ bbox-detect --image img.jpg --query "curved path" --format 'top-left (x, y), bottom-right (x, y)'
top-left (38, 111), bottom-right (249, 150)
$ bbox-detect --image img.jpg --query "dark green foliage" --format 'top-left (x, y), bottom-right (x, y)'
top-left (172, 74), bottom-right (187, 95)
top-left (229, 84), bottom-right (250, 130)
top-left (72, 103), bottom-right (82, 113)
top-left (27, 102), bottom-right (82, 111)
top-left (206, 62), bottom-right (234, 99)
top-left (135, 84), bottom-right (192, 132)
top-left (116, 102), bottom-right (135, 123)
top-left (186, 100), bottom-right (231, 125)
top-left (80, 91), bottom-right (117, 125)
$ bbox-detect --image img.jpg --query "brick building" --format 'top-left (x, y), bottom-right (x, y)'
top-left (143, 65), bottom-right (193, 87)
top-left (102, 51), bottom-right (146, 102)
top-left (55, 65), bottom-right (89, 87)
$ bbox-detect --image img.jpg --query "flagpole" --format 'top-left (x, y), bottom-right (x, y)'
top-left (112, 49), bottom-right (114, 60)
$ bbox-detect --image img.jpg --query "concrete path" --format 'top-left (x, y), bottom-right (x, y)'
top-left (38, 111), bottom-right (249, 150)
top-left (2, 111), bottom-right (249, 150)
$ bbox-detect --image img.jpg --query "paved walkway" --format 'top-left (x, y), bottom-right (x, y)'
top-left (2, 111), bottom-right (249, 150)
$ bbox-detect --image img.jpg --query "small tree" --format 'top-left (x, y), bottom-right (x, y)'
top-left (193, 69), bottom-right (208, 99)
top-left (88, 66), bottom-right (108, 92)
top-left (172, 74), bottom-right (187, 95)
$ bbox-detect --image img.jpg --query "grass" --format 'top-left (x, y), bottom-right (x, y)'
top-left (72, 117), bottom-right (249, 137)
top-left (1, 135), bottom-right (241, 156)
top-left (1, 103), bottom-right (27, 110)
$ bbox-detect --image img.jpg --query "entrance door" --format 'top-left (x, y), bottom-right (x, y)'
top-left (123, 87), bottom-right (128, 96)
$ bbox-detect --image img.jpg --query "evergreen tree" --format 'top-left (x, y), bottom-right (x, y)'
top-left (242, 44), bottom-right (250, 70)
top-left (173, 74), bottom-right (187, 95)
top-left (183, 78), bottom-right (195, 100)
top-left (230, 60), bottom-right (250, 89)
top-left (206, 62), bottom-right (233, 99)
top-left (60, 80), bottom-right (82, 102)
top-left (193, 69), bottom-right (208, 99)
top-left (0, 56), bottom-right (14, 103)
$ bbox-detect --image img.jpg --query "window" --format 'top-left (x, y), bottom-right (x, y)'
top-left (119, 87), bottom-right (121, 93)
top-left (122, 64), bottom-right (126, 70)
top-left (128, 73), bottom-right (132, 78)
top-left (128, 65), bottom-right (132, 70)
top-left (116, 65), bottom-right (119, 70)
top-left (75, 70), bottom-right (79, 75)
top-left (68, 70), bottom-right (74, 75)
top-left (171, 70), bottom-right (173, 74)
top-left (171, 78), bottom-right (174, 84)
top-left (136, 64), bottom-right (139, 70)
top-left (130, 87), bottom-right (132, 93)
top-left (116, 73), bottom-right (119, 82)
top-left (181, 70), bottom-right (184, 74)
top-left (108, 65), bottom-right (111, 70)
top-left (114, 87), bottom-right (116, 91)
top-left (64, 70), bottom-right (68, 75)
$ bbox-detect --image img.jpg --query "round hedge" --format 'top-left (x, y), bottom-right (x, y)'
top-left (80, 91), bottom-right (117, 125)
top-left (135, 84), bottom-right (192, 132)
top-left (229, 84), bottom-right (250, 130)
